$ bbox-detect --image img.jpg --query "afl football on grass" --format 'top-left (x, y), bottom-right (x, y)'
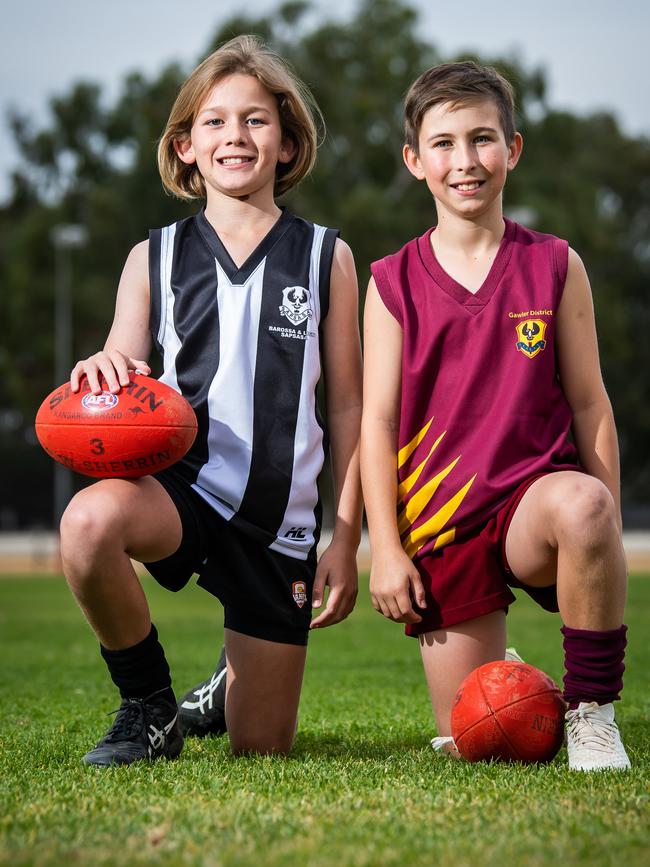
top-left (451, 660), bottom-right (566, 763)
top-left (35, 374), bottom-right (197, 478)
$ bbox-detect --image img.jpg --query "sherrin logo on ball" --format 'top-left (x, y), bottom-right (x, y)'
top-left (35, 373), bottom-right (198, 479)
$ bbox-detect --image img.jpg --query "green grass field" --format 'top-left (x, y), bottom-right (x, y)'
top-left (1, 574), bottom-right (648, 867)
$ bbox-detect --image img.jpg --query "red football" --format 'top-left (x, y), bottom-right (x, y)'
top-left (451, 660), bottom-right (566, 763)
top-left (35, 374), bottom-right (197, 478)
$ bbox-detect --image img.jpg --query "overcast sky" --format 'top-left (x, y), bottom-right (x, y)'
top-left (2, 0), bottom-right (648, 202)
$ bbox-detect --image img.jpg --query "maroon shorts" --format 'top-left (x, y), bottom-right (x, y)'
top-left (405, 474), bottom-right (559, 637)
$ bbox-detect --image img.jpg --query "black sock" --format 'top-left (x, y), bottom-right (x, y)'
top-left (100, 624), bottom-right (174, 701)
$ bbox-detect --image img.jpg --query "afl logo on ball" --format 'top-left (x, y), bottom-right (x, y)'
top-left (82, 392), bottom-right (119, 411)
top-left (292, 581), bottom-right (308, 608)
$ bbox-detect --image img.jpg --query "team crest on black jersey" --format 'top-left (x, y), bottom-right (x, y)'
top-left (279, 286), bottom-right (313, 325)
top-left (515, 319), bottom-right (547, 359)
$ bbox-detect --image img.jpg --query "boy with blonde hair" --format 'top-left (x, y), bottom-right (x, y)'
top-left (63, 36), bottom-right (362, 766)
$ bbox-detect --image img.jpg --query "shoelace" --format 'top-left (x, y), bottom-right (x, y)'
top-left (104, 700), bottom-right (146, 742)
top-left (566, 706), bottom-right (617, 753)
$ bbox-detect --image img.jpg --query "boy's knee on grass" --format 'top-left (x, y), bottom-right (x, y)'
top-left (229, 724), bottom-right (297, 757)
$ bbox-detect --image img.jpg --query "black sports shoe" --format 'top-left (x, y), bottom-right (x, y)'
top-left (178, 647), bottom-right (227, 737)
top-left (83, 689), bottom-right (184, 767)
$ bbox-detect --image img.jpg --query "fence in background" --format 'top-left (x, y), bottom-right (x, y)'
top-left (1, 531), bottom-right (649, 575)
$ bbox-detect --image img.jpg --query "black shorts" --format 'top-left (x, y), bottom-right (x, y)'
top-left (143, 468), bottom-right (317, 646)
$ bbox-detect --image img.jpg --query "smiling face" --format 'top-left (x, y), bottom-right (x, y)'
top-left (174, 73), bottom-right (295, 203)
top-left (403, 97), bottom-right (522, 223)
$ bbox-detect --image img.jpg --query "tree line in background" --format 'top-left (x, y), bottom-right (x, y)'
top-left (1, 0), bottom-right (649, 527)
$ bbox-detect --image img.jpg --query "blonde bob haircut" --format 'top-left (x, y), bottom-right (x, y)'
top-left (158, 35), bottom-right (321, 199)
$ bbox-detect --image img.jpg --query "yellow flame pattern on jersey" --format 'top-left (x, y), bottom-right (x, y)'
top-left (397, 418), bottom-right (476, 558)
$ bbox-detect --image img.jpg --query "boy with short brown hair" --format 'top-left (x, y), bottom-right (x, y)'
top-left (361, 60), bottom-right (630, 771)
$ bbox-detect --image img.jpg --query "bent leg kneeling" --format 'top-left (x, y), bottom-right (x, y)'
top-left (224, 629), bottom-right (306, 756)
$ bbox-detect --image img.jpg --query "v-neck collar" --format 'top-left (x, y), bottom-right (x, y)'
top-left (195, 207), bottom-right (293, 284)
top-left (417, 217), bottom-right (517, 314)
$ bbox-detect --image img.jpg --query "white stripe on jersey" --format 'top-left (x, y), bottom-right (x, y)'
top-left (270, 225), bottom-right (327, 558)
top-left (156, 224), bottom-right (181, 394)
top-left (193, 258), bottom-right (265, 519)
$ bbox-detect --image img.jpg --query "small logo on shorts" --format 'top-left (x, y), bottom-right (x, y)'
top-left (82, 392), bottom-right (119, 410)
top-left (292, 581), bottom-right (308, 608)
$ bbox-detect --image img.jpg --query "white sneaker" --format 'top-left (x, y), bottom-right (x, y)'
top-left (431, 736), bottom-right (461, 758)
top-left (431, 735), bottom-right (456, 751)
top-left (505, 647), bottom-right (524, 663)
top-left (565, 701), bottom-right (631, 771)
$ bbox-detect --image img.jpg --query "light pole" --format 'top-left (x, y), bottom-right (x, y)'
top-left (51, 224), bottom-right (88, 528)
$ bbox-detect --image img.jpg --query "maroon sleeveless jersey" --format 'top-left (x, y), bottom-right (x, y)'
top-left (371, 218), bottom-right (579, 563)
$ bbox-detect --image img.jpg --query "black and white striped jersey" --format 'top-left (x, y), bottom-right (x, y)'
top-left (148, 208), bottom-right (339, 560)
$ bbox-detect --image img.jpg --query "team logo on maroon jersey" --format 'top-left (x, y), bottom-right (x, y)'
top-left (279, 286), bottom-right (313, 325)
top-left (515, 319), bottom-right (547, 359)
top-left (292, 581), bottom-right (308, 608)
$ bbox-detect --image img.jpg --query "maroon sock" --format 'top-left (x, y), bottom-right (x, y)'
top-left (561, 624), bottom-right (627, 709)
